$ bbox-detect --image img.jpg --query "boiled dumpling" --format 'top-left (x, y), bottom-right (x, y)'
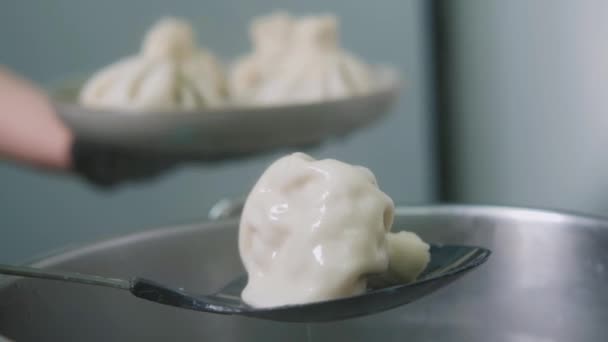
top-left (230, 14), bottom-right (374, 106)
top-left (79, 17), bottom-right (226, 112)
top-left (228, 11), bottom-right (295, 104)
top-left (238, 152), bottom-right (430, 308)
top-left (239, 152), bottom-right (394, 307)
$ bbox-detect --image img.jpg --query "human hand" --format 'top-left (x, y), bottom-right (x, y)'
top-left (0, 67), bottom-right (72, 170)
top-left (0, 66), bottom-right (180, 187)
top-left (70, 139), bottom-right (181, 188)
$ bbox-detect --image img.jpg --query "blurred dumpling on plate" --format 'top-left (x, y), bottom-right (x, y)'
top-left (79, 17), bottom-right (227, 112)
top-left (229, 13), bottom-right (374, 106)
top-left (228, 11), bottom-right (295, 104)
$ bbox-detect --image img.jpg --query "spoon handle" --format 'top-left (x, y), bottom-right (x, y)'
top-left (0, 264), bottom-right (235, 316)
top-left (130, 277), bottom-right (235, 315)
top-left (0, 263), bottom-right (131, 290)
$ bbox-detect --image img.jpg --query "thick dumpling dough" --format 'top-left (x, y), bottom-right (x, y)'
top-left (386, 232), bottom-right (430, 283)
top-left (79, 17), bottom-right (226, 112)
top-left (239, 152), bottom-right (394, 307)
top-left (230, 13), bottom-right (374, 105)
top-left (369, 231), bottom-right (430, 288)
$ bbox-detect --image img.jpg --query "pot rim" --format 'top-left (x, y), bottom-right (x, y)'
top-left (23, 204), bottom-right (608, 267)
top-left (2, 203), bottom-right (606, 286)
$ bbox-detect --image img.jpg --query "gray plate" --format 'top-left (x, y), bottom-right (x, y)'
top-left (1, 205), bottom-right (607, 341)
top-left (52, 67), bottom-right (400, 158)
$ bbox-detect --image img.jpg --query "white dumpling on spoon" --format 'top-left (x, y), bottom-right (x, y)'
top-left (79, 17), bottom-right (226, 112)
top-left (238, 152), bottom-right (430, 308)
top-left (239, 152), bottom-right (394, 308)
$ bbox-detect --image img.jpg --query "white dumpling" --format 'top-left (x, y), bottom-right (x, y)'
top-left (79, 17), bottom-right (226, 112)
top-left (228, 11), bottom-right (295, 104)
top-left (239, 153), bottom-right (394, 308)
top-left (230, 14), bottom-right (374, 106)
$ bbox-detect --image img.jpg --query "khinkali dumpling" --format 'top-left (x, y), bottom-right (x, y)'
top-left (239, 152), bottom-right (394, 307)
top-left (230, 14), bottom-right (374, 106)
top-left (238, 152), bottom-right (430, 307)
top-left (79, 17), bottom-right (226, 112)
top-left (228, 11), bottom-right (295, 104)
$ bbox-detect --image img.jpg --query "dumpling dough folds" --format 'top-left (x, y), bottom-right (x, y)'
top-left (79, 17), bottom-right (226, 112)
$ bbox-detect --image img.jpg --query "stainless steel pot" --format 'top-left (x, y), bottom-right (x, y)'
top-left (1, 205), bottom-right (607, 341)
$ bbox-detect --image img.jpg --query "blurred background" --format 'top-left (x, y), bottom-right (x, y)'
top-left (0, 0), bottom-right (434, 262)
top-left (1, 0), bottom-right (607, 263)
top-left (435, 0), bottom-right (608, 215)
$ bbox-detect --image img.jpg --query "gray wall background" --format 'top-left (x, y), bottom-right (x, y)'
top-left (0, 1), bottom-right (435, 262)
top-left (442, 0), bottom-right (608, 215)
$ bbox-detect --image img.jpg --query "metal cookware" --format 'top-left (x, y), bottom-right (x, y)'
top-left (1, 205), bottom-right (606, 341)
